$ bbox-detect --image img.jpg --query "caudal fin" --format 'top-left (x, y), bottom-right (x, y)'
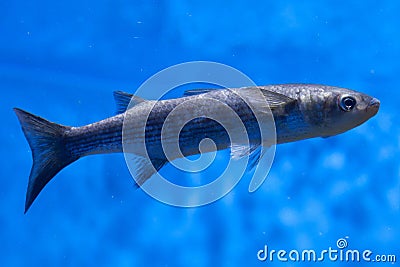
top-left (14, 108), bottom-right (78, 213)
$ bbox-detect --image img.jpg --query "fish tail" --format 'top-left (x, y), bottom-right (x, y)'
top-left (14, 108), bottom-right (78, 213)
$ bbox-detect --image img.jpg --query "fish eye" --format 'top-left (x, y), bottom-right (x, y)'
top-left (339, 95), bottom-right (356, 111)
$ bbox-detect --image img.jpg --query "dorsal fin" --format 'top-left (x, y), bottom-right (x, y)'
top-left (113, 91), bottom-right (146, 114)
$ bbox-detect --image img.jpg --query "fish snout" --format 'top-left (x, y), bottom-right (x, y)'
top-left (367, 97), bottom-right (380, 115)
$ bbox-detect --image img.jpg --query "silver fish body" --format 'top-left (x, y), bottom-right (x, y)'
top-left (14, 84), bottom-right (380, 212)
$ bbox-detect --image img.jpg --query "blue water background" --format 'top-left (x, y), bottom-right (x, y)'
top-left (1, 1), bottom-right (399, 266)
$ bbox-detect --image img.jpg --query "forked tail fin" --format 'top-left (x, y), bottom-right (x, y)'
top-left (14, 108), bottom-right (78, 213)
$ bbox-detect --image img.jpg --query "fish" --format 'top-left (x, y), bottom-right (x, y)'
top-left (14, 84), bottom-right (380, 212)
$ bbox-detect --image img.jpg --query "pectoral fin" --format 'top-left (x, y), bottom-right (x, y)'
top-left (183, 89), bottom-right (216, 97)
top-left (238, 87), bottom-right (297, 110)
top-left (261, 90), bottom-right (296, 109)
top-left (183, 86), bottom-right (297, 110)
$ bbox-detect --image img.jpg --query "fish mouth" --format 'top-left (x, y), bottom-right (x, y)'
top-left (367, 97), bottom-right (380, 116)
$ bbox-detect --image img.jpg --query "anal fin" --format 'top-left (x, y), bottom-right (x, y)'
top-left (127, 155), bottom-right (167, 187)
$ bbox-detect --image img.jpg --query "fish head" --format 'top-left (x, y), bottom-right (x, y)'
top-left (311, 86), bottom-right (380, 137)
